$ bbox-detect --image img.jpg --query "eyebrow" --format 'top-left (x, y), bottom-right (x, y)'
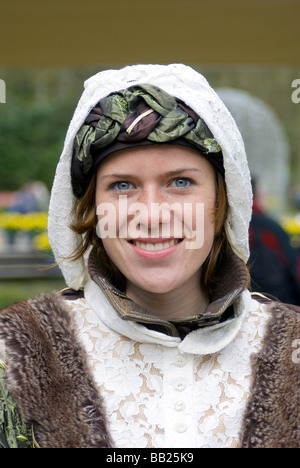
top-left (99, 173), bottom-right (133, 181)
top-left (99, 168), bottom-right (202, 181)
top-left (163, 168), bottom-right (202, 177)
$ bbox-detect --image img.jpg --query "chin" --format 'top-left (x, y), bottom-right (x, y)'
top-left (129, 274), bottom-right (183, 295)
top-left (142, 284), bottom-right (176, 294)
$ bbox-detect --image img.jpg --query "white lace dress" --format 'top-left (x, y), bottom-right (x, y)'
top-left (68, 281), bottom-right (271, 449)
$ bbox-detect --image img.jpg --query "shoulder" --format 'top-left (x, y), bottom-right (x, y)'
top-left (240, 293), bottom-right (300, 448)
top-left (0, 293), bottom-right (63, 341)
top-left (251, 292), bottom-right (300, 325)
top-left (0, 290), bottom-right (85, 386)
top-left (0, 288), bottom-right (84, 326)
top-left (263, 298), bottom-right (300, 365)
top-left (250, 292), bottom-right (300, 357)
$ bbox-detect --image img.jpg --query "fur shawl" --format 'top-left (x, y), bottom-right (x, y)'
top-left (0, 293), bottom-right (112, 448)
top-left (0, 292), bottom-right (299, 448)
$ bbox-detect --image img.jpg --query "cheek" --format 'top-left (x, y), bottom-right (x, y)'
top-left (205, 200), bottom-right (217, 235)
top-left (204, 200), bottom-right (217, 251)
top-left (96, 195), bottom-right (130, 241)
top-left (101, 236), bottom-right (123, 271)
top-left (183, 194), bottom-right (216, 248)
top-left (204, 220), bottom-right (216, 252)
top-left (101, 237), bottom-right (113, 256)
top-left (203, 193), bottom-right (217, 240)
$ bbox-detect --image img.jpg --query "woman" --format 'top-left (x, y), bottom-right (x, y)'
top-left (0, 64), bottom-right (299, 448)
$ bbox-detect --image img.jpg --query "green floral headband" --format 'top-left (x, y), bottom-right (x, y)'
top-left (71, 84), bottom-right (223, 198)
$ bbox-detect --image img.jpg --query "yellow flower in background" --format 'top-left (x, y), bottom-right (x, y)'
top-left (0, 212), bottom-right (48, 231)
top-left (281, 215), bottom-right (300, 249)
top-left (32, 231), bottom-right (51, 252)
top-left (281, 216), bottom-right (300, 235)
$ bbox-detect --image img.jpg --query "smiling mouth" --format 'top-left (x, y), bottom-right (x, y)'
top-left (129, 238), bottom-right (183, 251)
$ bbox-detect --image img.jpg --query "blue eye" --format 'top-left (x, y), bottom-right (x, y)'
top-left (115, 181), bottom-right (132, 191)
top-left (171, 178), bottom-right (190, 188)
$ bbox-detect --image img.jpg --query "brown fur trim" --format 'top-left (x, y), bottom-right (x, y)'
top-left (0, 293), bottom-right (113, 448)
top-left (240, 302), bottom-right (300, 448)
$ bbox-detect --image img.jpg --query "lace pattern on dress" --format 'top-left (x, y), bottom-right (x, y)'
top-left (70, 297), bottom-right (270, 448)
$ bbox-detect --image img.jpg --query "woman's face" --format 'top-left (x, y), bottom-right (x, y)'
top-left (95, 145), bottom-right (216, 295)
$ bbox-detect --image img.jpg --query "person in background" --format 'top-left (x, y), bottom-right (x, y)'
top-left (249, 179), bottom-right (300, 305)
top-left (216, 88), bottom-right (300, 304)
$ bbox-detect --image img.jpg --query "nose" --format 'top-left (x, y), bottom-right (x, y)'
top-left (133, 185), bottom-right (164, 235)
top-left (127, 185), bottom-right (179, 238)
top-left (137, 183), bottom-right (163, 205)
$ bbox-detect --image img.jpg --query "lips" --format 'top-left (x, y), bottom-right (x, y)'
top-left (128, 238), bottom-right (183, 260)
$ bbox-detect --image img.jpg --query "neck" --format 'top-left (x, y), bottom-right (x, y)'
top-left (126, 275), bottom-right (209, 321)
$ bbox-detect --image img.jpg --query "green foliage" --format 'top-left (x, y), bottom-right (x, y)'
top-left (0, 366), bottom-right (33, 448)
top-left (0, 278), bottom-right (65, 309)
top-left (0, 98), bottom-right (72, 190)
top-left (0, 67), bottom-right (97, 191)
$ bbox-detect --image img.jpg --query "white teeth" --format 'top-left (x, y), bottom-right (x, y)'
top-left (133, 239), bottom-right (180, 251)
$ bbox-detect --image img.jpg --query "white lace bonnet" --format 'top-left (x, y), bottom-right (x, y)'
top-left (48, 64), bottom-right (252, 289)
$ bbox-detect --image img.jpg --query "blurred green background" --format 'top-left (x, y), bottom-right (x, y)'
top-left (1, 65), bottom-right (300, 192)
top-left (0, 278), bottom-right (65, 309)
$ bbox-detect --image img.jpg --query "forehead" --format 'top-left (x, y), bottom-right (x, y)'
top-left (97, 144), bottom-right (214, 176)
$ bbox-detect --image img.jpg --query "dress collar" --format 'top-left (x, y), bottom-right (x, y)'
top-left (87, 248), bottom-right (249, 339)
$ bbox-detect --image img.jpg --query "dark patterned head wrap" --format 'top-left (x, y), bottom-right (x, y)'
top-left (71, 84), bottom-right (224, 198)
